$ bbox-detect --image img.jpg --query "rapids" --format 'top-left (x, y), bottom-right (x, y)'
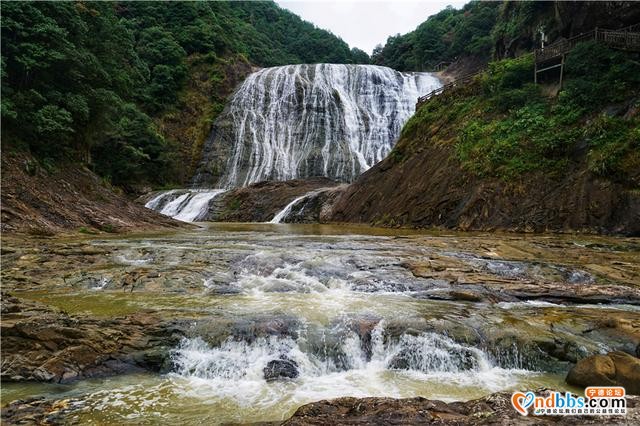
top-left (3, 224), bottom-right (639, 424)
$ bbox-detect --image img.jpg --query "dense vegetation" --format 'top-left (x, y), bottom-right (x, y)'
top-left (372, 1), bottom-right (499, 71)
top-left (399, 42), bottom-right (640, 183)
top-left (1, 1), bottom-right (367, 187)
top-left (373, 0), bottom-right (639, 72)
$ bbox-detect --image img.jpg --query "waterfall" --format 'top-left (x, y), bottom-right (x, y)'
top-left (270, 189), bottom-right (324, 223)
top-left (145, 189), bottom-right (225, 222)
top-left (170, 321), bottom-right (532, 407)
top-left (193, 64), bottom-right (441, 188)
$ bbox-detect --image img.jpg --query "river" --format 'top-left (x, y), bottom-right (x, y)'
top-left (2, 223), bottom-right (639, 424)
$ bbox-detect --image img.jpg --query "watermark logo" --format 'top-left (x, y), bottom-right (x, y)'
top-left (511, 387), bottom-right (626, 416)
top-left (511, 391), bottom-right (535, 416)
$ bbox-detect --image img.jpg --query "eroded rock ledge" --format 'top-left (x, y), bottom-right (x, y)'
top-left (0, 295), bottom-right (185, 383)
top-left (205, 177), bottom-right (343, 223)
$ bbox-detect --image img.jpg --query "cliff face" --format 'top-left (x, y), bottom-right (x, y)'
top-left (155, 55), bottom-right (253, 186)
top-left (330, 137), bottom-right (640, 235)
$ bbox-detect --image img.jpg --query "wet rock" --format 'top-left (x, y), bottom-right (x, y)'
top-left (608, 352), bottom-right (640, 395)
top-left (0, 295), bottom-right (184, 383)
top-left (189, 315), bottom-right (300, 347)
top-left (263, 358), bottom-right (299, 381)
top-left (1, 397), bottom-right (82, 426)
top-left (449, 290), bottom-right (484, 302)
top-left (401, 251), bottom-right (640, 307)
top-left (282, 391), bottom-right (640, 425)
top-left (566, 354), bottom-right (616, 388)
top-left (323, 315), bottom-right (383, 360)
top-left (202, 178), bottom-right (340, 222)
top-left (567, 351), bottom-right (640, 394)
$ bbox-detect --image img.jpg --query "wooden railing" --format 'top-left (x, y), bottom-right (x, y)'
top-left (416, 22), bottom-right (640, 109)
top-left (535, 24), bottom-right (640, 63)
top-left (534, 31), bottom-right (594, 62)
top-left (416, 70), bottom-right (483, 107)
top-left (596, 27), bottom-right (640, 51)
top-left (431, 61), bottom-right (450, 72)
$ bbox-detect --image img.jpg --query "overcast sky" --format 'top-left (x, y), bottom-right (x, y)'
top-left (277, 0), bottom-right (469, 54)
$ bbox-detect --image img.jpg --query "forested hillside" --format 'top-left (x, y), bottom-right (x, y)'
top-left (1, 1), bottom-right (367, 188)
top-left (332, 41), bottom-right (640, 234)
top-left (371, 2), bottom-right (499, 71)
top-left (372, 1), bottom-right (640, 71)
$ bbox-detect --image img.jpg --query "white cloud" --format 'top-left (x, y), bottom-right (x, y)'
top-left (277, 0), bottom-right (469, 54)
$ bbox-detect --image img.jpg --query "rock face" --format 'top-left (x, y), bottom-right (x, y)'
top-left (0, 295), bottom-right (184, 383)
top-left (1, 152), bottom-right (184, 235)
top-left (204, 177), bottom-right (343, 223)
top-left (329, 87), bottom-right (640, 236)
top-left (191, 64), bottom-right (440, 188)
top-left (493, 2), bottom-right (640, 58)
top-left (1, 397), bottom-right (80, 426)
top-left (567, 351), bottom-right (640, 395)
top-left (263, 358), bottom-right (299, 381)
top-left (282, 392), bottom-right (640, 425)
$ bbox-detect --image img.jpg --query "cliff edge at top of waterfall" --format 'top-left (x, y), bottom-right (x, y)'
top-left (1, 152), bottom-right (186, 235)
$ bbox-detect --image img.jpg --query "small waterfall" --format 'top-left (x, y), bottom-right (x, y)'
top-left (170, 321), bottom-right (531, 407)
top-left (145, 189), bottom-right (225, 222)
top-left (193, 64), bottom-right (441, 188)
top-left (270, 190), bottom-right (324, 224)
top-left (172, 326), bottom-right (494, 381)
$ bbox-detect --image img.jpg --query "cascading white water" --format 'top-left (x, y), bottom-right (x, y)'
top-left (170, 321), bottom-right (533, 409)
top-left (145, 189), bottom-right (225, 222)
top-left (193, 64), bottom-right (441, 188)
top-left (269, 189), bottom-right (326, 223)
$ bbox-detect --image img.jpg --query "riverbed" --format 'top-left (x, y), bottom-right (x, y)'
top-left (2, 223), bottom-right (639, 424)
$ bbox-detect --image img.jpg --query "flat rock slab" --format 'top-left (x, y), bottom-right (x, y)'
top-left (1, 295), bottom-right (185, 383)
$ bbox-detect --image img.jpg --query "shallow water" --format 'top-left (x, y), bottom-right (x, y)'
top-left (2, 223), bottom-right (639, 424)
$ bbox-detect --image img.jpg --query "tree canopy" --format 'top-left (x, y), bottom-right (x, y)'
top-left (1, 1), bottom-right (368, 187)
top-left (372, 1), bottom-right (499, 71)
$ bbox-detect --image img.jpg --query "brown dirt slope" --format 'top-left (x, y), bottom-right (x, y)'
top-left (1, 152), bottom-right (184, 234)
top-left (331, 140), bottom-right (640, 235)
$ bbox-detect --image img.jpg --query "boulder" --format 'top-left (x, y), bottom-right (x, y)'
top-left (566, 351), bottom-right (640, 395)
top-left (609, 351), bottom-right (640, 395)
top-left (263, 358), bottom-right (299, 382)
top-left (282, 391), bottom-right (640, 425)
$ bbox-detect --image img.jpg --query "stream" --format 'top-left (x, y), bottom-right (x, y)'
top-left (2, 223), bottom-right (639, 424)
